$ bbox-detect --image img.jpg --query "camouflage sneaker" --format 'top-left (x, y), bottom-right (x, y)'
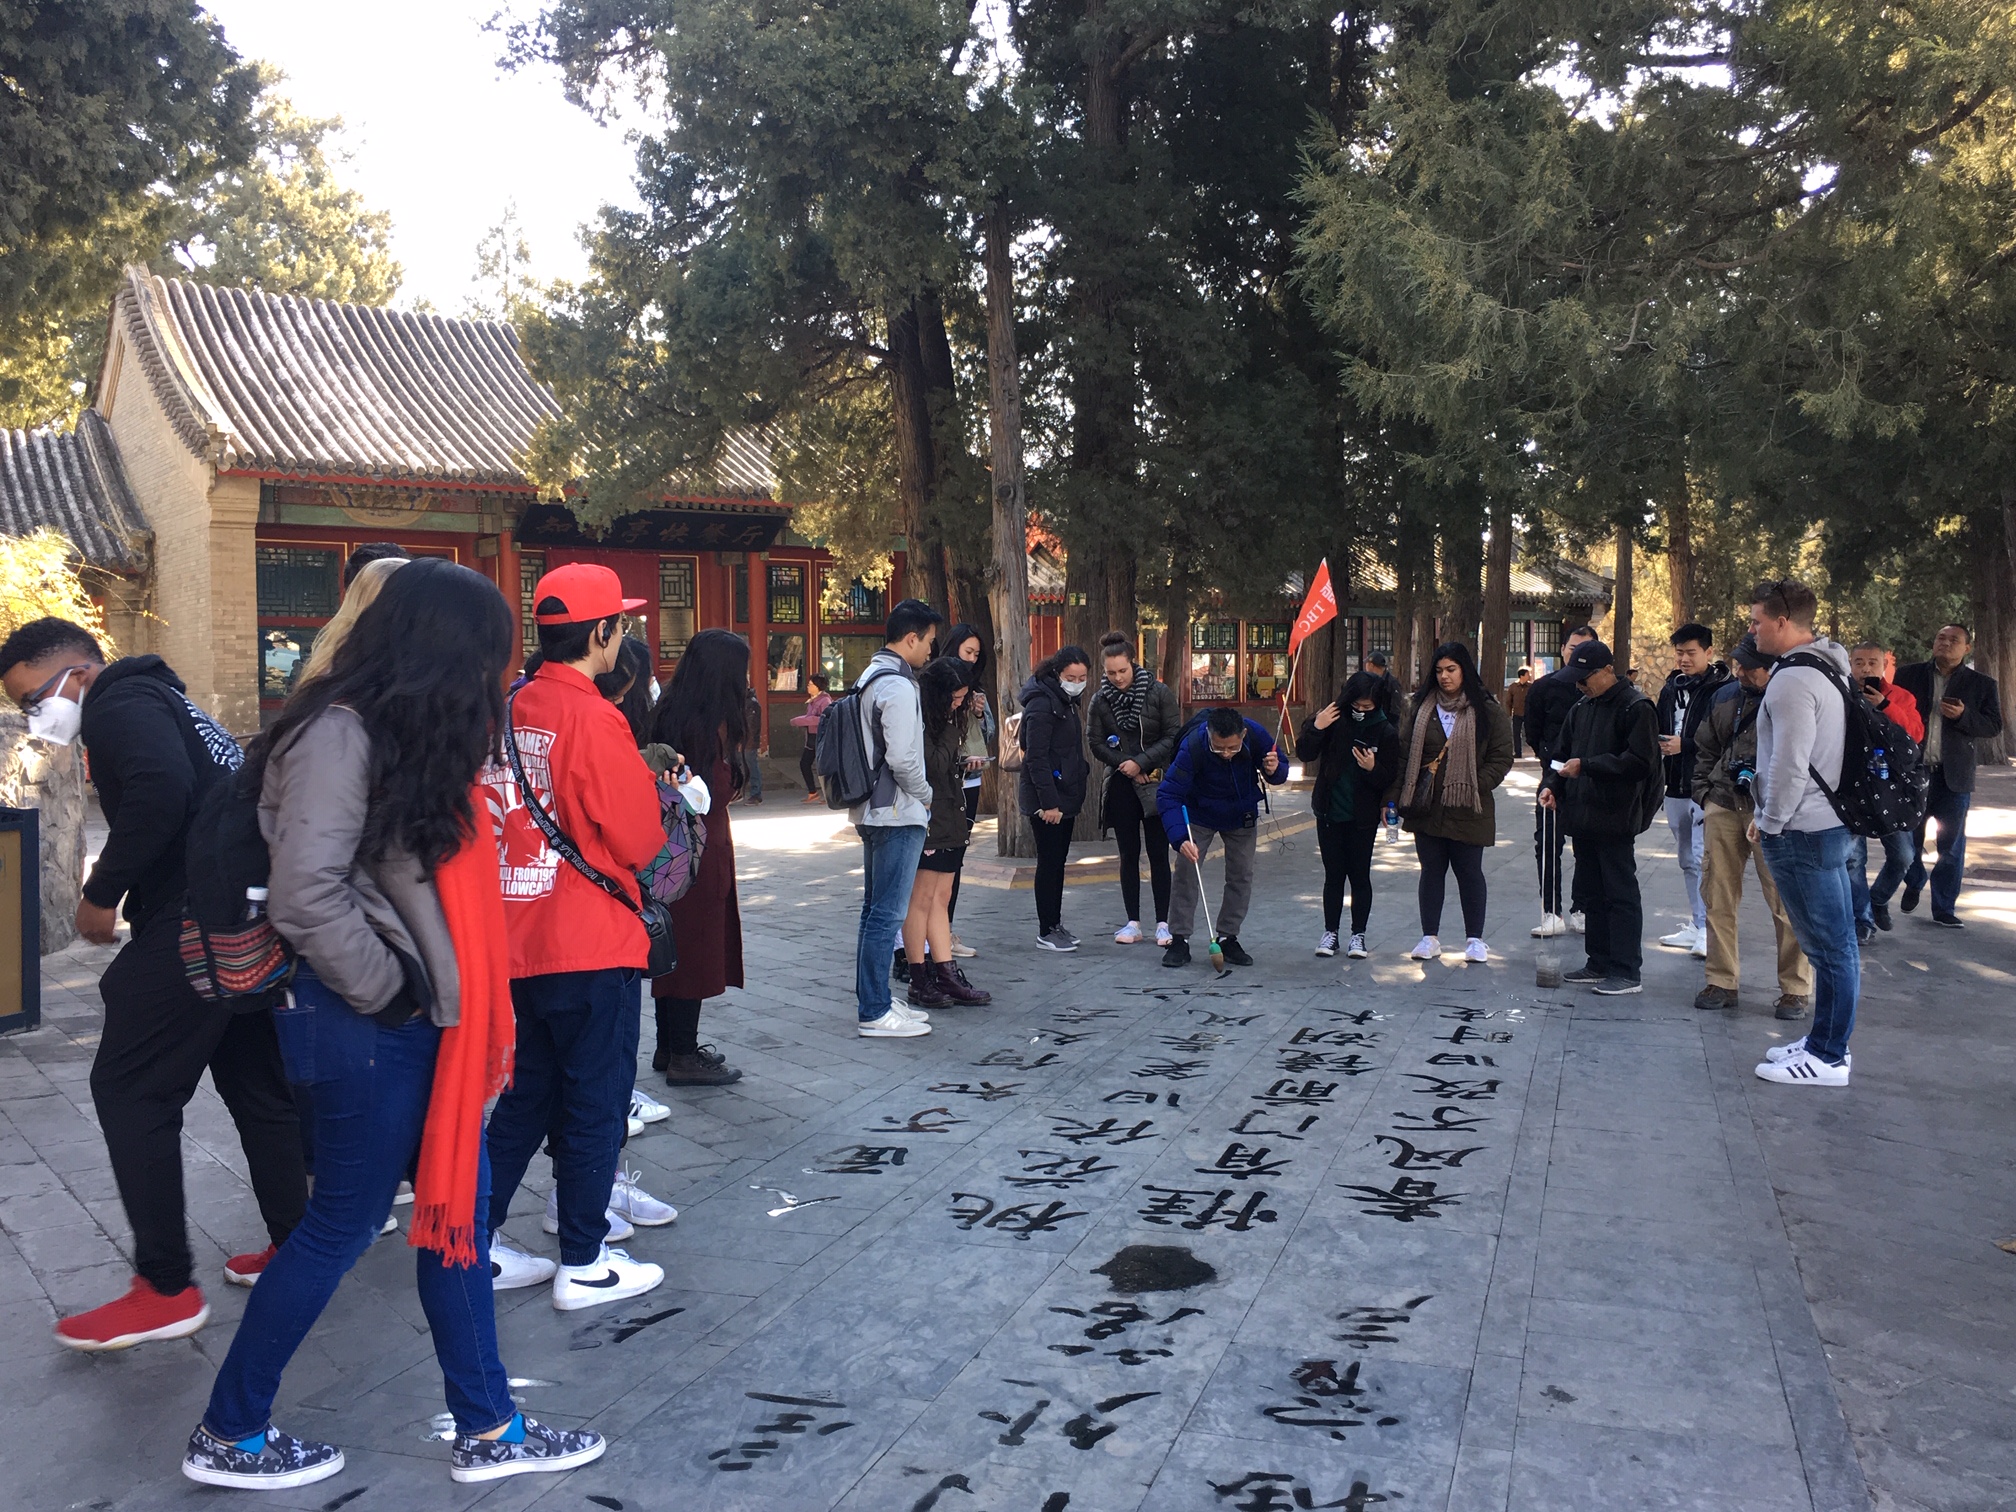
top-left (182, 1424), bottom-right (344, 1490)
top-left (449, 1415), bottom-right (606, 1483)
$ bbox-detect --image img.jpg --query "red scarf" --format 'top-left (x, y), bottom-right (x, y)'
top-left (406, 793), bottom-right (515, 1268)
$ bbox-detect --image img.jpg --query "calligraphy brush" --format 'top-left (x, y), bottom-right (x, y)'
top-left (1181, 806), bottom-right (1228, 975)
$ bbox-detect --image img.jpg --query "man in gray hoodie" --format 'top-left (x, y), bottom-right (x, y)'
top-left (849, 598), bottom-right (942, 1037)
top-left (1748, 579), bottom-right (1856, 1087)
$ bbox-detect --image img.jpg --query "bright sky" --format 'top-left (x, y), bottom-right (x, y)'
top-left (200, 0), bottom-right (645, 312)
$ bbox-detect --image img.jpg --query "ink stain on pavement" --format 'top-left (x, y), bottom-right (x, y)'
top-left (1542, 1384), bottom-right (1577, 1404)
top-left (1092, 1244), bottom-right (1217, 1293)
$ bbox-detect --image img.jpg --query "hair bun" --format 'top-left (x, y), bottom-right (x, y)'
top-left (1098, 631), bottom-right (1129, 651)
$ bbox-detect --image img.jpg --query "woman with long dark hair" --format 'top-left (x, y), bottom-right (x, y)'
top-left (1296, 669), bottom-right (1402, 958)
top-left (1019, 644), bottom-right (1092, 951)
top-left (937, 624), bottom-right (994, 957)
top-left (182, 560), bottom-right (605, 1490)
top-left (594, 634), bottom-right (656, 747)
top-left (900, 658), bottom-right (992, 1008)
top-left (1395, 641), bottom-right (1515, 964)
top-left (644, 628), bottom-right (747, 1086)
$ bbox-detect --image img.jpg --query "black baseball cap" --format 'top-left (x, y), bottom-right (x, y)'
top-left (1566, 640), bottom-right (1614, 678)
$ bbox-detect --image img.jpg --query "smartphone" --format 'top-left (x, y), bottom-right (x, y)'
top-left (1862, 677), bottom-right (1884, 693)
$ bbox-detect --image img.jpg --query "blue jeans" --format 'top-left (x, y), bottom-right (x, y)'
top-left (206, 965), bottom-right (514, 1440)
top-left (1905, 769), bottom-right (1970, 917)
top-left (1663, 797), bottom-right (1706, 929)
top-left (856, 825), bottom-right (926, 1021)
top-left (1758, 828), bottom-right (1859, 1064)
top-left (485, 968), bottom-right (640, 1266)
top-left (1853, 830), bottom-right (1915, 927)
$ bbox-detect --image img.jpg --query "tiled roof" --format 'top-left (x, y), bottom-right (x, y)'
top-left (1345, 543), bottom-right (1610, 609)
top-left (111, 267), bottom-right (781, 499)
top-left (0, 411), bottom-right (150, 573)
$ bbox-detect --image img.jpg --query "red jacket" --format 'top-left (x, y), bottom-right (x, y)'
top-left (482, 663), bottom-right (665, 978)
top-left (1872, 679), bottom-right (1926, 745)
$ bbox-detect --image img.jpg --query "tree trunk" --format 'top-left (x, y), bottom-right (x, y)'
top-left (1444, 504), bottom-right (1485, 656)
top-left (1160, 568), bottom-right (1190, 690)
top-left (1480, 500), bottom-right (1513, 689)
top-left (983, 204), bottom-right (1034, 857)
top-left (1665, 492), bottom-right (1695, 629)
top-left (1612, 524), bottom-right (1635, 673)
top-left (884, 298), bottom-right (951, 616)
top-left (1393, 535), bottom-right (1418, 696)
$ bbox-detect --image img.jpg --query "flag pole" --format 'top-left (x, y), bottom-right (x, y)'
top-left (1276, 643), bottom-right (1305, 753)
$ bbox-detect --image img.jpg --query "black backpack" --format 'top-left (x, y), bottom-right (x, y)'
top-left (815, 665), bottom-right (907, 809)
top-left (1626, 694), bottom-right (1667, 836)
top-left (178, 759), bottom-right (294, 1008)
top-left (1777, 651), bottom-right (1929, 838)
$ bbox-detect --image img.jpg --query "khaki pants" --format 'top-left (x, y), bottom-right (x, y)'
top-left (1702, 803), bottom-right (1812, 996)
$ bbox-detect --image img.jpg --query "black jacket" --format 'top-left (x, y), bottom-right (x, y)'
top-left (1655, 663), bottom-right (1732, 798)
top-left (1691, 680), bottom-right (1760, 814)
top-left (1087, 667), bottom-right (1182, 785)
top-left (79, 655), bottom-right (242, 932)
top-left (1542, 681), bottom-right (1660, 838)
top-left (1895, 660), bottom-right (2003, 794)
top-left (1017, 673), bottom-right (1090, 817)
top-left (1524, 665), bottom-right (1585, 765)
top-left (1295, 710), bottom-right (1401, 827)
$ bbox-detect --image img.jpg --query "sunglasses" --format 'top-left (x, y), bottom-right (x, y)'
top-left (17, 664), bottom-right (88, 717)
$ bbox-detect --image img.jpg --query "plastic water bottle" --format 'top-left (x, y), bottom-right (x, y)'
top-left (1872, 747), bottom-right (1889, 781)
top-left (244, 885), bottom-right (269, 924)
top-left (1384, 803), bottom-right (1400, 844)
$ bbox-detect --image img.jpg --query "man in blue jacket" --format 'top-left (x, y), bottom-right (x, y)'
top-left (1157, 707), bottom-right (1288, 967)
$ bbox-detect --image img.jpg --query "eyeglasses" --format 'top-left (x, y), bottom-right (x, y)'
top-left (17, 664), bottom-right (87, 716)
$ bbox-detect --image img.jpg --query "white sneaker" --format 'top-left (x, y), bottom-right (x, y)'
top-left (1754, 1049), bottom-right (1850, 1086)
top-left (1155, 923), bottom-right (1173, 947)
top-left (1690, 930), bottom-right (1709, 960)
top-left (543, 1189), bottom-right (635, 1243)
top-left (393, 1180), bottom-right (414, 1206)
top-left (1346, 934), bottom-right (1368, 959)
top-left (626, 1114), bottom-right (646, 1139)
top-left (1659, 925), bottom-right (1701, 950)
top-left (949, 936), bottom-right (977, 958)
top-left (1464, 938), bottom-right (1489, 964)
top-left (551, 1245), bottom-right (664, 1311)
top-left (490, 1237), bottom-right (556, 1291)
top-left (1409, 936), bottom-right (1441, 961)
top-left (378, 1214), bottom-right (398, 1236)
top-left (609, 1168), bottom-right (677, 1227)
top-left (892, 1000), bottom-right (930, 1024)
top-left (1115, 921), bottom-right (1143, 945)
top-left (1764, 1038), bottom-right (1852, 1069)
top-left (1530, 913), bottom-right (1566, 938)
top-left (1315, 932), bottom-right (1339, 958)
top-left (860, 1010), bottom-right (931, 1038)
top-left (630, 1087), bottom-right (671, 1125)
top-left (1568, 912), bottom-right (1586, 935)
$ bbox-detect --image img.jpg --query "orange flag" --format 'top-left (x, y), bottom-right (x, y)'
top-left (1288, 559), bottom-right (1338, 653)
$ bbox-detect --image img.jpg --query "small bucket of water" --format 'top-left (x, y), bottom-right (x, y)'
top-left (1535, 943), bottom-right (1562, 989)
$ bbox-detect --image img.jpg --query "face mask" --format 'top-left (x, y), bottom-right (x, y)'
top-left (1349, 709), bottom-right (1369, 723)
top-left (1060, 679), bottom-right (1087, 698)
top-left (25, 673), bottom-right (81, 744)
top-left (649, 677), bottom-right (661, 701)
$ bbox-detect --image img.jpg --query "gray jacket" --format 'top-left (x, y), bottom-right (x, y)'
top-left (261, 706), bottom-right (461, 1024)
top-left (1756, 636), bottom-right (1851, 836)
top-left (848, 650), bottom-right (931, 829)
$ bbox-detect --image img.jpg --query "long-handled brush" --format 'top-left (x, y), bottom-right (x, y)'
top-left (1181, 806), bottom-right (1228, 975)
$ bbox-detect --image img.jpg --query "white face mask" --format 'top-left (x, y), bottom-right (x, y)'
top-left (1060, 679), bottom-right (1087, 698)
top-left (26, 672), bottom-right (82, 745)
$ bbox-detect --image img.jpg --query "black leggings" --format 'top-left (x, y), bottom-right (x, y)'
top-left (1031, 814), bottom-right (1073, 933)
top-left (1316, 817), bottom-right (1376, 934)
top-left (948, 784), bottom-right (980, 925)
top-left (655, 995), bottom-right (703, 1056)
top-left (1416, 832), bottom-right (1487, 938)
top-left (799, 743), bottom-right (817, 794)
top-left (1106, 773), bottom-right (1171, 924)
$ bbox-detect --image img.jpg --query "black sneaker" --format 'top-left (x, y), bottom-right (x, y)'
top-left (183, 1424), bottom-right (344, 1490)
top-left (1592, 978), bottom-right (1642, 995)
top-left (1216, 936), bottom-right (1253, 967)
top-left (663, 1044), bottom-right (744, 1086)
top-left (892, 949), bottom-right (910, 983)
top-left (1931, 912), bottom-right (1964, 929)
top-left (1901, 882), bottom-right (1922, 913)
top-left (450, 1415), bottom-right (606, 1484)
top-left (1162, 936), bottom-right (1191, 968)
top-left (1562, 966), bottom-right (1606, 985)
top-left (1871, 901), bottom-right (1893, 932)
top-left (1856, 921), bottom-right (1877, 946)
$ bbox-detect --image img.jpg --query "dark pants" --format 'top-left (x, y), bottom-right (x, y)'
top-left (948, 784), bottom-right (980, 926)
top-left (1415, 833), bottom-right (1487, 939)
top-left (91, 912), bottom-right (305, 1295)
top-left (485, 967), bottom-right (641, 1267)
top-left (206, 964), bottom-right (513, 1440)
top-left (799, 743), bottom-right (818, 795)
top-left (1534, 797), bottom-right (1572, 915)
top-left (1573, 834), bottom-right (1642, 982)
top-left (1106, 774), bottom-right (1171, 924)
top-left (1031, 814), bottom-right (1073, 934)
top-left (1905, 767), bottom-right (1971, 916)
top-left (1511, 716), bottom-right (1525, 758)
top-left (1853, 830), bottom-right (1915, 928)
top-left (1316, 818), bottom-right (1376, 934)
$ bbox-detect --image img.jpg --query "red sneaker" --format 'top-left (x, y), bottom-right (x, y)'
top-left (223, 1244), bottom-right (279, 1288)
top-left (54, 1276), bottom-right (209, 1351)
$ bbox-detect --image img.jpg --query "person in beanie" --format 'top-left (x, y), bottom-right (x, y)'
top-left (1690, 635), bottom-right (1812, 1018)
top-left (1653, 624), bottom-right (1728, 957)
top-left (1539, 640), bottom-right (1660, 995)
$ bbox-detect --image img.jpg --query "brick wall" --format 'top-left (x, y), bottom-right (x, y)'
top-left (208, 475), bottom-right (260, 733)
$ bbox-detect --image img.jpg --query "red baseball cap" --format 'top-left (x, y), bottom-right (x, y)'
top-left (532, 562), bottom-right (647, 625)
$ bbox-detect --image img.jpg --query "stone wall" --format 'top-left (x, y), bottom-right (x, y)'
top-left (0, 716), bottom-right (85, 954)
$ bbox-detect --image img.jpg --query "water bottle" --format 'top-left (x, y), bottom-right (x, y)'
top-left (1106, 734), bottom-right (1121, 749)
top-left (1384, 803), bottom-right (1400, 844)
top-left (1872, 747), bottom-right (1888, 782)
top-left (244, 885), bottom-right (269, 924)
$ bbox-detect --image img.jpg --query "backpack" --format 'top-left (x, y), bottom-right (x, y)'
top-left (815, 665), bottom-right (907, 809)
top-left (1629, 694), bottom-right (1667, 835)
top-left (639, 775), bottom-right (709, 904)
top-left (178, 761), bottom-right (293, 1007)
top-left (1778, 651), bottom-right (1929, 837)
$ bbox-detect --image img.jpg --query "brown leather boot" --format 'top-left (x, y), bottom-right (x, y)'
top-left (906, 962), bottom-right (950, 1009)
top-left (934, 961), bottom-right (992, 1006)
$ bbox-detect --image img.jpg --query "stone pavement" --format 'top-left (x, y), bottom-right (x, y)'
top-left (1, 765), bottom-right (2011, 1511)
